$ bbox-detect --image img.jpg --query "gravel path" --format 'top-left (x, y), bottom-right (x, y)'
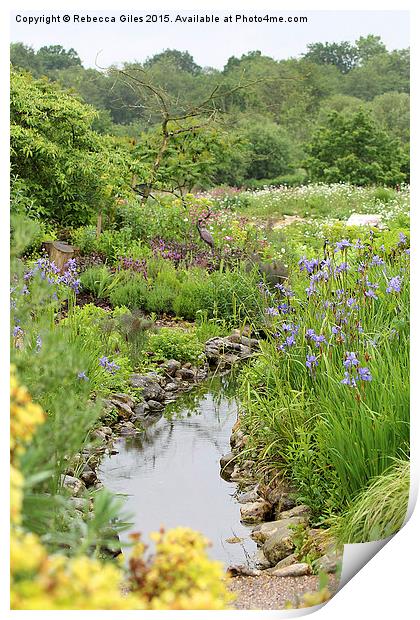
top-left (229, 573), bottom-right (339, 610)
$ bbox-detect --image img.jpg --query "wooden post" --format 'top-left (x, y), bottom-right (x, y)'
top-left (45, 241), bottom-right (76, 273)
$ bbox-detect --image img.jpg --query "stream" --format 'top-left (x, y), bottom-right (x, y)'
top-left (99, 372), bottom-right (256, 566)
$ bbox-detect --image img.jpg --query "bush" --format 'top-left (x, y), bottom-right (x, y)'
top-left (109, 274), bottom-right (149, 309)
top-left (10, 71), bottom-right (131, 226)
top-left (173, 268), bottom-right (261, 322)
top-left (147, 328), bottom-right (204, 364)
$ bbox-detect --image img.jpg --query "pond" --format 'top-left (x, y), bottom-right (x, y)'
top-left (99, 372), bottom-right (256, 567)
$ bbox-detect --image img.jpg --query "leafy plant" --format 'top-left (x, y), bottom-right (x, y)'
top-left (147, 328), bottom-right (204, 365)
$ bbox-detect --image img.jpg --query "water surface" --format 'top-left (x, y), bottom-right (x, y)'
top-left (99, 373), bottom-right (256, 566)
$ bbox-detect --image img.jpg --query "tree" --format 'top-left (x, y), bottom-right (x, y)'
top-left (144, 49), bottom-right (202, 75)
top-left (304, 41), bottom-right (358, 74)
top-left (37, 45), bottom-right (82, 72)
top-left (369, 92), bottom-right (410, 144)
top-left (10, 42), bottom-right (41, 75)
top-left (111, 64), bottom-right (267, 198)
top-left (355, 35), bottom-right (387, 64)
top-left (343, 49), bottom-right (409, 100)
top-left (239, 117), bottom-right (293, 180)
top-left (304, 109), bottom-right (406, 186)
top-left (10, 71), bottom-right (133, 226)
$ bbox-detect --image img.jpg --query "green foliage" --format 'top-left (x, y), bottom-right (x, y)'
top-left (148, 328), bottom-right (204, 364)
top-left (305, 109), bottom-right (407, 186)
top-left (333, 459), bottom-right (410, 543)
top-left (79, 265), bottom-right (116, 298)
top-left (304, 40), bottom-right (358, 74)
top-left (10, 70), bottom-right (132, 226)
top-left (173, 267), bottom-right (262, 323)
top-left (108, 274), bottom-right (149, 309)
top-left (239, 227), bottom-right (410, 524)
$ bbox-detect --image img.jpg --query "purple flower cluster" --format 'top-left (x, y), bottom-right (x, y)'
top-left (99, 356), bottom-right (120, 374)
top-left (341, 352), bottom-right (372, 387)
top-left (119, 257), bottom-right (148, 279)
top-left (386, 276), bottom-right (402, 294)
top-left (305, 329), bottom-right (326, 347)
top-left (59, 259), bottom-right (81, 293)
top-left (24, 256), bottom-right (80, 293)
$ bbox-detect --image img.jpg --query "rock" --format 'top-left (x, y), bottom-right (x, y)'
top-left (110, 400), bottom-right (133, 419)
top-left (227, 565), bottom-right (262, 577)
top-left (273, 496), bottom-right (297, 518)
top-left (61, 474), bottom-right (86, 497)
top-left (277, 505), bottom-right (311, 520)
top-left (230, 465), bottom-right (247, 481)
top-left (129, 374), bottom-right (166, 401)
top-left (219, 452), bottom-right (236, 480)
top-left (227, 334), bottom-right (259, 349)
top-left (240, 500), bottom-right (272, 524)
top-left (92, 429), bottom-right (107, 441)
top-left (269, 554), bottom-right (297, 571)
top-left (270, 562), bottom-right (311, 577)
top-left (230, 429), bottom-right (244, 449)
top-left (80, 465), bottom-right (97, 487)
top-left (99, 426), bottom-right (112, 436)
top-left (205, 336), bottom-right (253, 365)
top-left (222, 353), bottom-right (240, 365)
top-left (237, 485), bottom-right (260, 504)
top-left (100, 399), bottom-right (115, 413)
top-left (160, 359), bottom-right (181, 376)
top-left (133, 402), bottom-right (149, 418)
top-left (110, 393), bottom-right (135, 409)
top-left (69, 497), bottom-right (90, 512)
top-left (254, 548), bottom-right (272, 569)
top-left (175, 368), bottom-right (195, 381)
top-left (314, 550), bottom-right (342, 574)
top-left (165, 382), bottom-right (178, 392)
top-left (262, 519), bottom-right (302, 565)
top-left (147, 400), bottom-right (165, 411)
top-left (252, 515), bottom-right (308, 546)
top-left (119, 422), bottom-right (138, 436)
top-left (346, 213), bottom-right (382, 228)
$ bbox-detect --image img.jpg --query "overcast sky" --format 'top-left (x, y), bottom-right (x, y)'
top-left (10, 10), bottom-right (409, 70)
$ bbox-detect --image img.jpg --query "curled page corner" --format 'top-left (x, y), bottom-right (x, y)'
top-left (337, 471), bottom-right (417, 591)
top-left (339, 536), bottom-right (392, 589)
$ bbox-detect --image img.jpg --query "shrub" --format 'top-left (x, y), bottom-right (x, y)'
top-left (147, 328), bottom-right (204, 364)
top-left (109, 275), bottom-right (149, 309)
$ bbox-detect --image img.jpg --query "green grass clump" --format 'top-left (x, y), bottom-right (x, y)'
top-left (333, 459), bottom-right (410, 543)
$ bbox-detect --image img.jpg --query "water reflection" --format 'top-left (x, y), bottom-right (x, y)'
top-left (99, 371), bottom-right (255, 566)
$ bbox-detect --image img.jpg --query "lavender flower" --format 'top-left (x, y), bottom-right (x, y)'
top-left (344, 352), bottom-right (359, 369)
top-left (370, 255), bottom-right (385, 266)
top-left (78, 371), bottom-right (89, 381)
top-left (353, 239), bottom-right (365, 250)
top-left (36, 335), bottom-right (42, 351)
top-left (341, 372), bottom-right (357, 387)
top-left (335, 239), bottom-right (351, 252)
top-left (266, 307), bottom-right (279, 316)
top-left (13, 325), bottom-right (23, 337)
top-left (306, 354), bottom-right (318, 368)
top-left (365, 289), bottom-right (378, 300)
top-left (358, 367), bottom-right (372, 381)
top-left (386, 276), bottom-right (402, 294)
